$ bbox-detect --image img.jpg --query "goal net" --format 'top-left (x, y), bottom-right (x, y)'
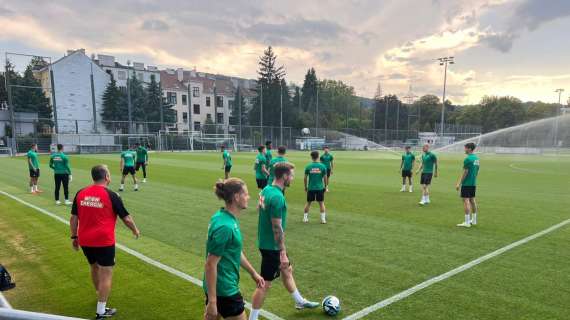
top-left (158, 131), bottom-right (237, 152)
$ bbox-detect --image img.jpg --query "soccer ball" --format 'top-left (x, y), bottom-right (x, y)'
top-left (301, 128), bottom-right (311, 136)
top-left (322, 295), bottom-right (341, 316)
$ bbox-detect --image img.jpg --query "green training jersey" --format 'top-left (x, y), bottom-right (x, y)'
top-left (49, 152), bottom-right (71, 174)
top-left (223, 150), bottom-right (232, 167)
top-left (203, 208), bottom-right (242, 297)
top-left (402, 152), bottom-right (415, 171)
top-left (421, 152), bottom-right (437, 174)
top-left (462, 153), bottom-right (480, 187)
top-left (136, 146), bottom-right (148, 163)
top-left (121, 150), bottom-right (136, 167)
top-left (257, 185), bottom-right (287, 251)
top-left (265, 149), bottom-right (272, 166)
top-left (27, 150), bottom-right (39, 170)
top-left (267, 156), bottom-right (287, 185)
top-left (305, 162), bottom-right (327, 191)
top-left (320, 153), bottom-right (334, 170)
top-left (254, 153), bottom-right (268, 180)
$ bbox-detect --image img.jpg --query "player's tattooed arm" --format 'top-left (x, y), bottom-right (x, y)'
top-left (271, 218), bottom-right (286, 251)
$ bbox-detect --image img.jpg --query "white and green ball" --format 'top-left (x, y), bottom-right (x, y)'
top-left (322, 295), bottom-right (341, 316)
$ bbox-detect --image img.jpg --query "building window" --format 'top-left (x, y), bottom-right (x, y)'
top-left (182, 94), bottom-right (188, 105)
top-left (206, 96), bottom-right (211, 107)
top-left (193, 87), bottom-right (200, 97)
top-left (206, 114), bottom-right (212, 121)
top-left (194, 121), bottom-right (201, 131)
top-left (228, 100), bottom-right (234, 110)
top-left (182, 112), bottom-right (188, 123)
top-left (217, 113), bottom-right (224, 123)
top-left (118, 70), bottom-right (127, 80)
top-left (216, 96), bottom-right (223, 108)
top-left (167, 92), bottom-right (177, 104)
top-left (193, 104), bottom-right (200, 114)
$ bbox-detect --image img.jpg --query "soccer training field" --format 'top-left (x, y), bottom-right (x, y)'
top-left (1, 151), bottom-right (569, 320)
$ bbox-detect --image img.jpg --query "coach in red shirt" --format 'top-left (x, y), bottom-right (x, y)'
top-left (70, 164), bottom-right (140, 319)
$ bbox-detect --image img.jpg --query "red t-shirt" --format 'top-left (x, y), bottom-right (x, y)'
top-left (71, 185), bottom-right (129, 247)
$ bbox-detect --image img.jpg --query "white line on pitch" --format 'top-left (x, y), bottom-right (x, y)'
top-left (343, 218), bottom-right (570, 320)
top-left (0, 190), bottom-right (284, 320)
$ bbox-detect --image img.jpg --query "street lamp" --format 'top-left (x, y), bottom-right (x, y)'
top-left (437, 56), bottom-right (454, 138)
top-left (554, 88), bottom-right (565, 148)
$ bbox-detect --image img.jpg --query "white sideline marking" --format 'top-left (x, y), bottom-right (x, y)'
top-left (343, 218), bottom-right (570, 320)
top-left (0, 190), bottom-right (284, 320)
top-left (0, 291), bottom-right (12, 309)
top-left (509, 163), bottom-right (541, 173)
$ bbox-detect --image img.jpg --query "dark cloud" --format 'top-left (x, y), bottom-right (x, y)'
top-left (242, 17), bottom-right (347, 45)
top-left (0, 5), bottom-right (14, 16)
top-left (479, 33), bottom-right (517, 53)
top-left (141, 19), bottom-right (170, 31)
top-left (388, 73), bottom-right (407, 80)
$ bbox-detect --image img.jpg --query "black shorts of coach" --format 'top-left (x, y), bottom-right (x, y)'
top-left (401, 170), bottom-right (412, 178)
top-left (460, 186), bottom-right (476, 198)
top-left (420, 173), bottom-right (433, 185)
top-left (307, 189), bottom-right (325, 202)
top-left (205, 293), bottom-right (245, 318)
top-left (256, 178), bottom-right (268, 189)
top-left (81, 246), bottom-right (116, 267)
top-left (122, 166), bottom-right (135, 176)
top-left (260, 249), bottom-right (290, 281)
top-left (29, 168), bottom-right (40, 178)
top-left (135, 162), bottom-right (146, 171)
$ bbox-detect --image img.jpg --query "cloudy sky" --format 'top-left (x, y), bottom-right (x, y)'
top-left (1, 0), bottom-right (569, 104)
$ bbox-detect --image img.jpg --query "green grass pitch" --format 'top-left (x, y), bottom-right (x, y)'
top-left (0, 151), bottom-right (569, 319)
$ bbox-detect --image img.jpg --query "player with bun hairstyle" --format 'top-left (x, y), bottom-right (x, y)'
top-left (204, 178), bottom-right (265, 320)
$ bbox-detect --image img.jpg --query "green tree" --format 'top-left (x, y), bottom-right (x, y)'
top-left (142, 75), bottom-right (175, 131)
top-left (101, 74), bottom-right (127, 131)
top-left (412, 94), bottom-right (440, 131)
top-left (231, 86), bottom-right (248, 126)
top-left (480, 96), bottom-right (526, 132)
top-left (525, 101), bottom-right (558, 121)
top-left (301, 68), bottom-right (318, 113)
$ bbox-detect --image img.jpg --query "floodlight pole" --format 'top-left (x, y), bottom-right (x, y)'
top-left (260, 82), bottom-right (263, 139)
top-left (554, 88), bottom-right (565, 148)
top-left (437, 56), bottom-right (454, 138)
top-left (280, 84), bottom-right (283, 146)
top-left (316, 83), bottom-right (319, 137)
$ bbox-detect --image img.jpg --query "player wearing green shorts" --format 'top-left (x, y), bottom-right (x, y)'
top-left (249, 162), bottom-right (319, 320)
top-left (319, 146), bottom-right (334, 191)
top-left (267, 146), bottom-right (287, 186)
top-left (222, 145), bottom-right (233, 179)
top-left (27, 143), bottom-right (41, 194)
top-left (304, 151), bottom-right (328, 224)
top-left (254, 145), bottom-right (270, 190)
top-left (416, 144), bottom-right (438, 205)
top-left (456, 143), bottom-right (480, 228)
top-left (119, 146), bottom-right (138, 191)
top-left (400, 146), bottom-right (416, 192)
top-left (204, 178), bottom-right (264, 320)
top-left (135, 143), bottom-right (148, 183)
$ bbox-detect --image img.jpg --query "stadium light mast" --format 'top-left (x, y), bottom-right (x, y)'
top-left (554, 88), bottom-right (565, 148)
top-left (437, 56), bottom-right (454, 138)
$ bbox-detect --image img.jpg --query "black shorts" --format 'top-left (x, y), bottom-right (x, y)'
top-left (307, 189), bottom-right (325, 202)
top-left (122, 166), bottom-right (135, 176)
top-left (260, 249), bottom-right (286, 281)
top-left (81, 246), bottom-right (116, 267)
top-left (205, 293), bottom-right (245, 318)
top-left (402, 170), bottom-right (412, 178)
top-left (420, 173), bottom-right (433, 185)
top-left (256, 178), bottom-right (268, 189)
top-left (225, 166), bottom-right (232, 173)
top-left (461, 186), bottom-right (476, 198)
top-left (135, 162), bottom-right (146, 171)
top-left (326, 168), bottom-right (332, 178)
top-left (29, 169), bottom-right (40, 178)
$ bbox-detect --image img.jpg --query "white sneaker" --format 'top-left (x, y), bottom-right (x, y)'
top-left (426, 199), bottom-right (431, 204)
top-left (457, 222), bottom-right (471, 228)
top-left (65, 200), bottom-right (72, 206)
top-left (55, 200), bottom-right (61, 205)
top-left (303, 216), bottom-right (309, 223)
top-left (400, 187), bottom-right (406, 192)
top-left (321, 218), bottom-right (327, 224)
top-left (471, 220), bottom-right (477, 226)
top-left (142, 178), bottom-right (147, 183)
top-left (134, 187), bottom-right (139, 191)
top-left (409, 187), bottom-right (413, 193)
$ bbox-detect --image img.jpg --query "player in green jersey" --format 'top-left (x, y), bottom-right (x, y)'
top-left (304, 151), bottom-right (328, 224)
top-left (119, 145), bottom-right (138, 191)
top-left (27, 143), bottom-right (42, 194)
top-left (399, 145), bottom-right (416, 192)
top-left (267, 146), bottom-right (287, 186)
top-left (254, 145), bottom-right (270, 190)
top-left (204, 178), bottom-right (264, 320)
top-left (416, 144), bottom-right (438, 205)
top-left (249, 162), bottom-right (319, 320)
top-left (49, 144), bottom-right (72, 205)
top-left (319, 146), bottom-right (334, 192)
top-left (221, 145), bottom-right (233, 179)
top-left (134, 143), bottom-right (148, 183)
top-left (265, 141), bottom-right (273, 166)
top-left (456, 143), bottom-right (480, 228)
